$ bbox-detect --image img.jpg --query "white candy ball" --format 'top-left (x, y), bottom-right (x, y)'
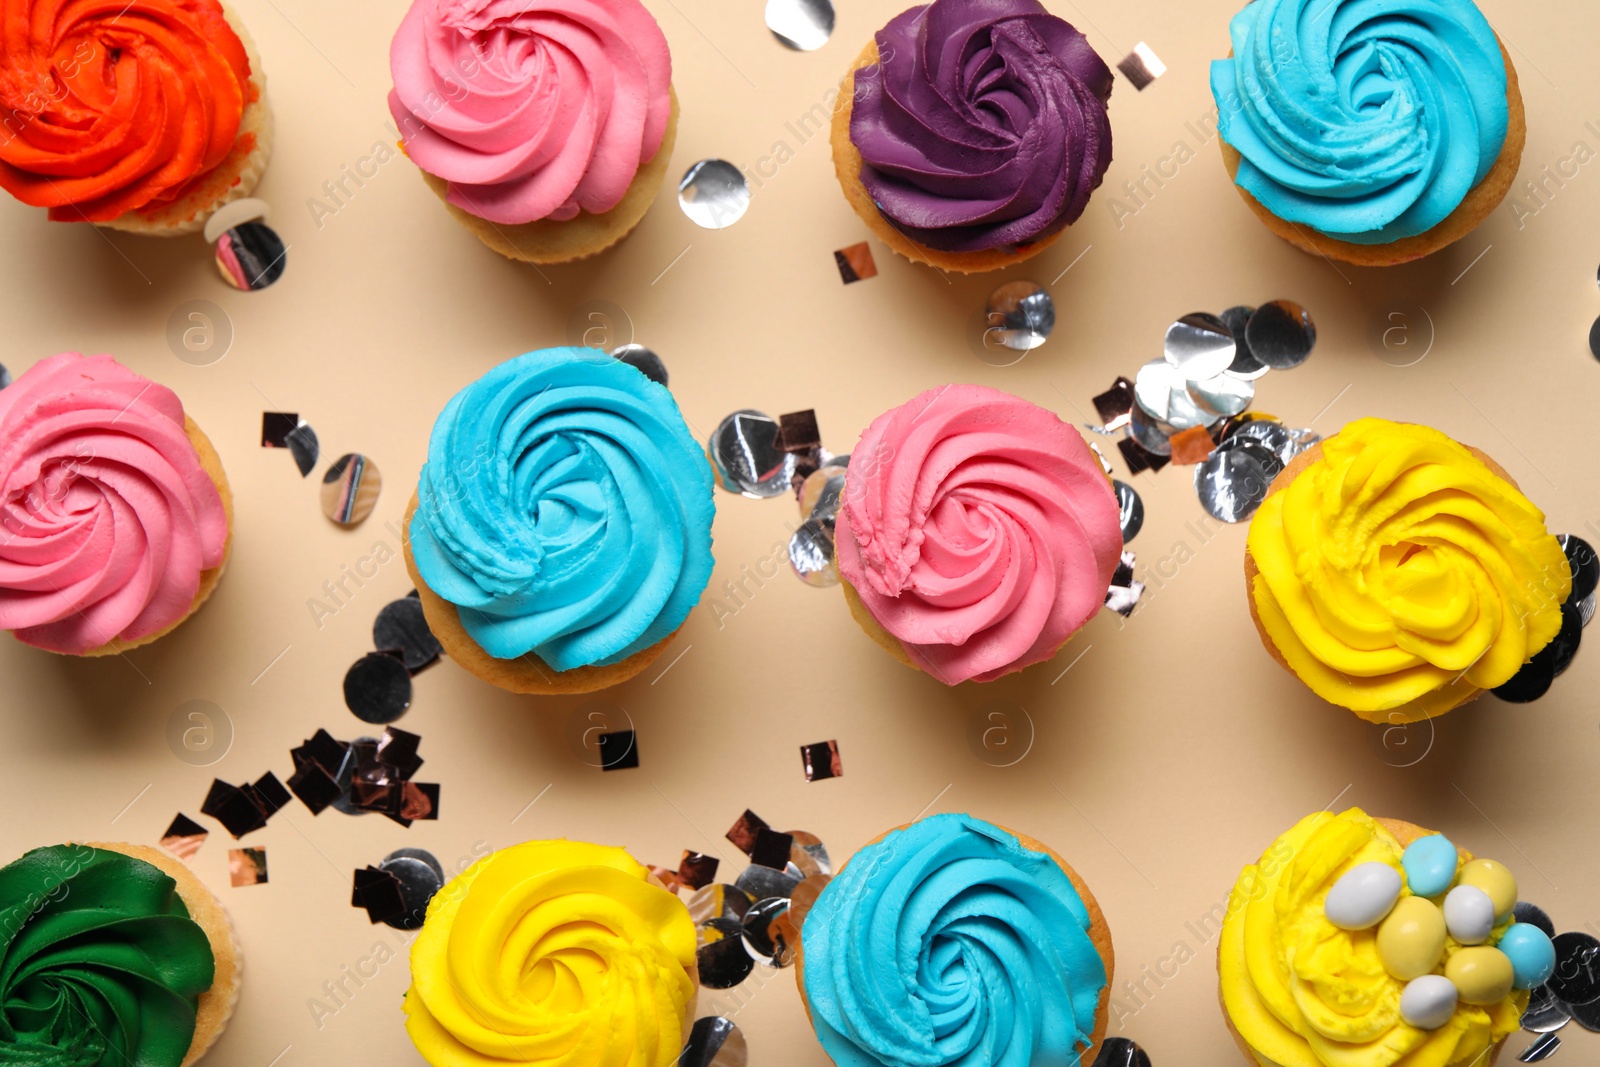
top-left (1443, 884), bottom-right (1496, 945)
top-left (1324, 862), bottom-right (1403, 930)
top-left (1400, 974), bottom-right (1459, 1030)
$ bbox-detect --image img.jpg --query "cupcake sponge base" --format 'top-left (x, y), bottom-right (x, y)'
top-left (831, 41), bottom-right (1072, 274)
top-left (794, 823), bottom-right (1114, 1064)
top-left (401, 492), bottom-right (683, 695)
top-left (1243, 436), bottom-right (1523, 723)
top-left (1219, 40), bottom-right (1524, 268)
top-left (417, 89), bottom-right (679, 265)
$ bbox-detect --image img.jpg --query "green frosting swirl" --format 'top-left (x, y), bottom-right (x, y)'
top-left (0, 845), bottom-right (215, 1067)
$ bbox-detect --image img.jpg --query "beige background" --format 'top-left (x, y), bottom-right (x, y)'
top-left (1, 0), bottom-right (1597, 1064)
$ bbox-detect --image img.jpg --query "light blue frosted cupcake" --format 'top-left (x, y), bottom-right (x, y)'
top-left (1210, 0), bottom-right (1524, 265)
top-left (797, 813), bottom-right (1113, 1066)
top-left (404, 347), bottom-right (714, 694)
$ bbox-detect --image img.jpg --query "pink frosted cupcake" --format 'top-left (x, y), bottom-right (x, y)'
top-left (0, 354), bottom-right (232, 655)
top-left (388, 0), bottom-right (678, 264)
top-left (836, 385), bottom-right (1123, 684)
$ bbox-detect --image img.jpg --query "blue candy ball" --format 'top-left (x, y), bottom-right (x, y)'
top-left (1499, 923), bottom-right (1556, 990)
top-left (1402, 835), bottom-right (1458, 899)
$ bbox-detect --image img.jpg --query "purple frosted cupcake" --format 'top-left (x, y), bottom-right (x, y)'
top-left (831, 0), bottom-right (1113, 272)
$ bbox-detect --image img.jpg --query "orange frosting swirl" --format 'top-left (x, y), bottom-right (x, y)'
top-left (0, 0), bottom-right (255, 221)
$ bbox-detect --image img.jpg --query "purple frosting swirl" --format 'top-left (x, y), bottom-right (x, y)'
top-left (850, 0), bottom-right (1113, 253)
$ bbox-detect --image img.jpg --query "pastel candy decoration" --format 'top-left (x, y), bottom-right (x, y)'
top-left (1377, 896), bottom-right (1448, 981)
top-left (1443, 884), bottom-right (1496, 945)
top-left (1498, 923), bottom-right (1556, 990)
top-left (1401, 834), bottom-right (1458, 898)
top-left (1323, 861), bottom-right (1402, 930)
top-left (1399, 974), bottom-right (1459, 1030)
top-left (1446, 946), bottom-right (1514, 1005)
top-left (1457, 858), bottom-right (1517, 919)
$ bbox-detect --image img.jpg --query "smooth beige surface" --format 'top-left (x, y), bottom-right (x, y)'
top-left (0, 2), bottom-right (1596, 1065)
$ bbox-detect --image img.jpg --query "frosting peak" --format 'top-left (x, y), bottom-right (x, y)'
top-left (0, 845), bottom-right (216, 1067)
top-left (404, 840), bottom-right (696, 1067)
top-left (409, 348), bottom-right (714, 670)
top-left (850, 0), bottom-right (1113, 253)
top-left (1248, 418), bottom-right (1567, 720)
top-left (0, 353), bottom-right (229, 654)
top-left (837, 384), bottom-right (1122, 684)
top-left (801, 814), bottom-right (1107, 1067)
top-left (1209, 0), bottom-right (1509, 243)
top-left (0, 0), bottom-right (255, 222)
top-left (389, 0), bottom-right (672, 225)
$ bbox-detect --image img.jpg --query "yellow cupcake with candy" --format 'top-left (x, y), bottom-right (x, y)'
top-left (403, 840), bottom-right (698, 1067)
top-left (1219, 808), bottom-right (1556, 1067)
top-left (1245, 417), bottom-right (1571, 723)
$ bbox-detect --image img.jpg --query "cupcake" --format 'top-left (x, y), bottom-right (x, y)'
top-left (836, 384), bottom-right (1122, 684)
top-left (404, 348), bottom-right (714, 694)
top-left (404, 840), bottom-right (697, 1067)
top-left (0, 353), bottom-right (233, 656)
top-left (833, 0), bottom-right (1113, 273)
top-left (796, 813), bottom-right (1113, 1066)
top-left (0, 842), bottom-right (241, 1066)
top-left (1209, 0), bottom-right (1523, 266)
top-left (389, 0), bottom-right (677, 264)
top-left (0, 0), bottom-right (271, 235)
top-left (1245, 418), bottom-right (1568, 722)
top-left (1220, 807), bottom-right (1550, 1067)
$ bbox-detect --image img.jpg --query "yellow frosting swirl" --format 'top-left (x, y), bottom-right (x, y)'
top-left (1220, 808), bottom-right (1526, 1067)
top-left (1248, 418), bottom-right (1568, 721)
top-left (404, 841), bottom-right (697, 1067)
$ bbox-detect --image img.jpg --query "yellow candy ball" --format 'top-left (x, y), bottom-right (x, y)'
top-left (1446, 947), bottom-right (1515, 1005)
top-left (1378, 896), bottom-right (1448, 981)
top-left (1458, 859), bottom-right (1518, 920)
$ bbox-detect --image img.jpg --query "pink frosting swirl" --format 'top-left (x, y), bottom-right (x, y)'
top-left (0, 354), bottom-right (228, 654)
top-left (837, 385), bottom-right (1121, 684)
top-left (388, 0), bottom-right (672, 225)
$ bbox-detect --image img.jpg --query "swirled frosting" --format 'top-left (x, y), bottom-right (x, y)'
top-left (1209, 0), bottom-right (1509, 244)
top-left (1248, 418), bottom-right (1568, 719)
top-left (849, 0), bottom-right (1113, 253)
top-left (1221, 808), bottom-right (1525, 1067)
top-left (802, 814), bottom-right (1107, 1067)
top-left (404, 840), bottom-right (696, 1067)
top-left (0, 844), bottom-right (216, 1067)
top-left (836, 384), bottom-right (1121, 684)
top-left (389, 0), bottom-right (672, 225)
top-left (0, 0), bottom-right (255, 222)
top-left (410, 348), bottom-right (713, 670)
top-left (0, 353), bottom-right (229, 654)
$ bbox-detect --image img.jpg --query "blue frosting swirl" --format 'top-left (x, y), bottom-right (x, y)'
top-left (1209, 0), bottom-right (1508, 244)
top-left (409, 348), bottom-right (714, 670)
top-left (802, 813), bottom-right (1106, 1067)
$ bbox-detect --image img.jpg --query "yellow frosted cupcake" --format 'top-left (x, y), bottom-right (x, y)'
top-left (1245, 418), bottom-right (1569, 722)
top-left (404, 840), bottom-right (698, 1067)
top-left (1220, 808), bottom-right (1551, 1067)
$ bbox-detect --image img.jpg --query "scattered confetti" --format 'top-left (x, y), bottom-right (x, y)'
top-left (597, 730), bottom-right (639, 771)
top-left (834, 242), bottom-right (877, 284)
top-left (800, 740), bottom-right (841, 782)
top-left (200, 773), bottom-right (290, 839)
top-left (678, 852), bottom-right (720, 891)
top-left (321, 453), bottom-right (382, 527)
top-left (159, 814), bottom-right (208, 860)
top-left (1116, 42), bottom-right (1166, 90)
top-left (228, 847), bottom-right (268, 887)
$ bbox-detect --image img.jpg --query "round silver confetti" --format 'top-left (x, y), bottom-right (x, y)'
top-left (765, 0), bottom-right (833, 50)
top-left (697, 918), bottom-right (755, 989)
top-left (798, 467), bottom-right (847, 521)
top-left (1523, 984), bottom-right (1572, 1034)
top-left (680, 1016), bottom-right (749, 1067)
top-left (1220, 306), bottom-right (1269, 379)
top-left (0, 363), bottom-right (10, 389)
top-left (789, 519), bottom-right (838, 587)
top-left (1164, 312), bottom-right (1236, 380)
top-left (1590, 315), bottom-right (1600, 362)
top-left (1515, 903), bottom-right (1557, 939)
top-left (385, 847), bottom-right (445, 883)
top-left (1548, 932), bottom-right (1600, 1006)
top-left (1570, 994), bottom-right (1600, 1033)
top-left (1195, 440), bottom-right (1284, 524)
top-left (1091, 1038), bottom-right (1153, 1067)
top-left (1518, 1032), bottom-right (1562, 1061)
top-left (1187, 371), bottom-right (1254, 418)
top-left (741, 896), bottom-right (792, 966)
top-left (983, 280), bottom-right (1055, 352)
top-left (710, 411), bottom-right (794, 498)
top-left (373, 596), bottom-right (443, 673)
top-left (787, 831), bottom-right (831, 878)
top-left (1246, 300), bottom-right (1317, 369)
top-left (321, 453), bottom-right (381, 527)
top-left (1113, 480), bottom-right (1143, 543)
top-left (377, 853), bottom-right (443, 930)
top-left (1088, 442), bottom-right (1114, 478)
top-left (1134, 358), bottom-right (1211, 432)
top-left (788, 873), bottom-right (831, 931)
top-left (1127, 404), bottom-right (1173, 457)
top-left (679, 160), bottom-right (750, 229)
top-left (611, 344), bottom-right (668, 387)
top-left (687, 884), bottom-right (756, 925)
top-left (735, 862), bottom-right (802, 901)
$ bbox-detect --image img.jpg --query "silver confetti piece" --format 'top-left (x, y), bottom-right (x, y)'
top-left (1522, 985), bottom-right (1572, 1034)
top-left (1113, 480), bottom-right (1143, 543)
top-left (1220, 306), bottom-right (1270, 380)
top-left (1246, 300), bottom-right (1317, 369)
top-left (765, 0), bottom-right (833, 51)
top-left (1195, 440), bottom-right (1283, 523)
top-left (679, 160), bottom-right (750, 229)
top-left (680, 1016), bottom-right (749, 1067)
top-left (983, 281), bottom-right (1055, 352)
top-left (611, 344), bottom-right (668, 386)
top-left (1187, 371), bottom-right (1255, 418)
top-left (1127, 404), bottom-right (1174, 457)
top-left (1518, 1033), bottom-right (1560, 1062)
top-left (321, 453), bottom-right (382, 527)
top-left (1164, 312), bottom-right (1236, 381)
top-left (710, 411), bottom-right (794, 498)
top-left (789, 518), bottom-right (838, 587)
